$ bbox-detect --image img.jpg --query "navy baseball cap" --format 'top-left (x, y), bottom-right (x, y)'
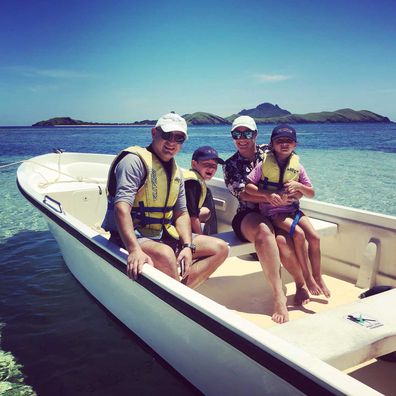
top-left (271, 124), bottom-right (297, 142)
top-left (192, 146), bottom-right (224, 164)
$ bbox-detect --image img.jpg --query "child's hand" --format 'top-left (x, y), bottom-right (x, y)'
top-left (284, 180), bottom-right (301, 194)
top-left (268, 193), bottom-right (283, 206)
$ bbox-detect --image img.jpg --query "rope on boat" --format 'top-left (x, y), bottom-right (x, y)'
top-left (1, 151), bottom-right (106, 187)
top-left (0, 160), bottom-right (25, 169)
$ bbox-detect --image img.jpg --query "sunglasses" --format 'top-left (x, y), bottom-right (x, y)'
top-left (158, 129), bottom-right (186, 144)
top-left (231, 130), bottom-right (256, 140)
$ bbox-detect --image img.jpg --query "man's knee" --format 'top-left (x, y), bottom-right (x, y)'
top-left (214, 238), bottom-right (229, 260)
top-left (196, 236), bottom-right (229, 260)
top-left (153, 244), bottom-right (177, 268)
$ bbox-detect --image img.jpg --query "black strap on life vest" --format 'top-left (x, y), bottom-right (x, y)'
top-left (131, 201), bottom-right (173, 226)
top-left (259, 177), bottom-right (283, 191)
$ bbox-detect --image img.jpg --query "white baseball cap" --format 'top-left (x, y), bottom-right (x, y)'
top-left (231, 115), bottom-right (257, 132)
top-left (155, 113), bottom-right (188, 136)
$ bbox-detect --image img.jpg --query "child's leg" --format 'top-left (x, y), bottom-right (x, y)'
top-left (298, 216), bottom-right (331, 298)
top-left (272, 215), bottom-right (321, 295)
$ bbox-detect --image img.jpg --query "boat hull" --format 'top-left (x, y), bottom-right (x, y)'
top-left (44, 216), bottom-right (309, 395)
top-left (17, 152), bottom-right (392, 395)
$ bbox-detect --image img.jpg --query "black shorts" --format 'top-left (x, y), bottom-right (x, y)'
top-left (231, 209), bottom-right (260, 242)
top-left (109, 230), bottom-right (180, 253)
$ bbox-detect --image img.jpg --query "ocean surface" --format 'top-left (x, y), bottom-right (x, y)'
top-left (0, 123), bottom-right (395, 395)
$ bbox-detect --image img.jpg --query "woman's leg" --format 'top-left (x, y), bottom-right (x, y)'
top-left (274, 229), bottom-right (310, 305)
top-left (240, 212), bottom-right (289, 324)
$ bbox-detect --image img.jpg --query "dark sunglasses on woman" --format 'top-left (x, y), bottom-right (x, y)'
top-left (158, 128), bottom-right (186, 144)
top-left (231, 130), bottom-right (256, 140)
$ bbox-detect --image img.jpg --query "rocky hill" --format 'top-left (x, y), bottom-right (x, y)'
top-left (32, 104), bottom-right (391, 126)
top-left (183, 112), bottom-right (230, 125)
top-left (32, 117), bottom-right (156, 127)
top-left (32, 117), bottom-right (86, 127)
top-left (248, 108), bottom-right (391, 124)
top-left (238, 102), bottom-right (291, 118)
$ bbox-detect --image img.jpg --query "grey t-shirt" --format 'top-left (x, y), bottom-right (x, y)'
top-left (102, 153), bottom-right (187, 232)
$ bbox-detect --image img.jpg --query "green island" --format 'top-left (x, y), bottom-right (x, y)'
top-left (32, 102), bottom-right (391, 127)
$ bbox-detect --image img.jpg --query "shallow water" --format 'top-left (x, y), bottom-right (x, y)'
top-left (0, 123), bottom-right (395, 394)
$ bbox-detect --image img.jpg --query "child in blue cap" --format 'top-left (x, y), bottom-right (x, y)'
top-left (183, 146), bottom-right (224, 235)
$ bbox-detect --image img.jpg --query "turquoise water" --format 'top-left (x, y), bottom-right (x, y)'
top-left (0, 123), bottom-right (395, 395)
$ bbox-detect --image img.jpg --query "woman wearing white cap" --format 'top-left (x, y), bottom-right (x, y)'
top-left (223, 116), bottom-right (309, 324)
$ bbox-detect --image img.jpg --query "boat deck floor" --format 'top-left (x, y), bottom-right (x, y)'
top-left (198, 255), bottom-right (396, 395)
top-left (197, 254), bottom-right (362, 329)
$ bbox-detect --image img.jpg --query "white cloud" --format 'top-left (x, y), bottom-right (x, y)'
top-left (5, 66), bottom-right (96, 79)
top-left (254, 73), bottom-right (292, 83)
top-left (27, 84), bottom-right (61, 92)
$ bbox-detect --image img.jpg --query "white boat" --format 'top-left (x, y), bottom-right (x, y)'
top-left (17, 152), bottom-right (396, 395)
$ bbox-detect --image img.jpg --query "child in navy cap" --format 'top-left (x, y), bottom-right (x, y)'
top-left (184, 146), bottom-right (224, 235)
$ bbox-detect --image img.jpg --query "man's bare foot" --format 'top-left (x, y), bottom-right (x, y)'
top-left (305, 277), bottom-right (322, 296)
top-left (272, 295), bottom-right (289, 324)
top-left (315, 276), bottom-right (331, 298)
top-left (294, 285), bottom-right (310, 306)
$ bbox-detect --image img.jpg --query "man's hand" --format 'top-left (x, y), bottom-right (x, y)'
top-left (177, 247), bottom-right (193, 279)
top-left (127, 248), bottom-right (153, 280)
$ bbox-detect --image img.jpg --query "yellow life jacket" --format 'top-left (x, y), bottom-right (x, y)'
top-left (106, 146), bottom-right (182, 239)
top-left (259, 151), bottom-right (300, 191)
top-left (183, 169), bottom-right (207, 209)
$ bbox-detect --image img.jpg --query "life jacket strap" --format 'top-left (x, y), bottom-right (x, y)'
top-left (259, 177), bottom-right (283, 191)
top-left (131, 201), bottom-right (173, 226)
top-left (289, 210), bottom-right (302, 238)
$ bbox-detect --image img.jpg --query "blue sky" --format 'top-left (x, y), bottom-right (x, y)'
top-left (1, 0), bottom-right (395, 125)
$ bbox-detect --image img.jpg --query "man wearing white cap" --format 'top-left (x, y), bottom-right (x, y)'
top-left (223, 115), bottom-right (309, 323)
top-left (102, 112), bottom-right (228, 288)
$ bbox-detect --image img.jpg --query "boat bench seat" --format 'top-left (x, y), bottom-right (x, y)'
top-left (267, 288), bottom-right (396, 370)
top-left (212, 217), bottom-right (338, 257)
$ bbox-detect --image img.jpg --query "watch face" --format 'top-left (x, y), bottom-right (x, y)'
top-left (183, 243), bottom-right (196, 253)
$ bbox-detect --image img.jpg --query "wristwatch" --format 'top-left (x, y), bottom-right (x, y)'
top-left (182, 243), bottom-right (196, 254)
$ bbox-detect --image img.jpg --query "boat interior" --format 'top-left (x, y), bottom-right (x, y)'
top-left (21, 153), bottom-right (396, 394)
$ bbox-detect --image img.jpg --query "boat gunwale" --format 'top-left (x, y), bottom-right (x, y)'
top-left (208, 175), bottom-right (396, 231)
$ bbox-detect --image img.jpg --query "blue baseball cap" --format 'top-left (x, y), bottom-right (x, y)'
top-left (192, 146), bottom-right (224, 164)
top-left (271, 124), bottom-right (297, 142)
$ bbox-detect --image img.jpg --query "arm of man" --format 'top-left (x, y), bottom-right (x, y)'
top-left (113, 154), bottom-right (154, 279)
top-left (173, 179), bottom-right (193, 277)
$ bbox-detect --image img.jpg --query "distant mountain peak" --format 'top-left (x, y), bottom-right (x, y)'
top-left (239, 102), bottom-right (291, 118)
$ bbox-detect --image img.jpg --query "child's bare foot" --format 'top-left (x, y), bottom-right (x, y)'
top-left (272, 294), bottom-right (289, 324)
top-left (315, 276), bottom-right (331, 298)
top-left (305, 277), bottom-right (322, 296)
top-left (294, 285), bottom-right (310, 306)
